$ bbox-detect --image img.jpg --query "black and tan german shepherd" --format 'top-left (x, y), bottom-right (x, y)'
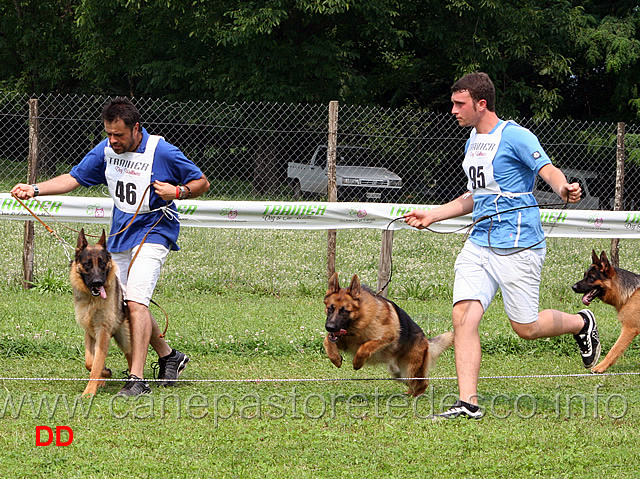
top-left (572, 250), bottom-right (640, 373)
top-left (70, 229), bottom-right (131, 396)
top-left (323, 273), bottom-right (454, 396)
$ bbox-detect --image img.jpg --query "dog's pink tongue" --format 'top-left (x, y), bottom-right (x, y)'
top-left (582, 290), bottom-right (597, 305)
top-left (99, 286), bottom-right (107, 299)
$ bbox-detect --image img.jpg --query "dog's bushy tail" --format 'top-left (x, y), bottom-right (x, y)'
top-left (426, 331), bottom-right (455, 370)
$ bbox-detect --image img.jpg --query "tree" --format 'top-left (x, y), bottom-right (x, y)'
top-left (0, 0), bottom-right (79, 93)
top-left (3, 0), bottom-right (640, 121)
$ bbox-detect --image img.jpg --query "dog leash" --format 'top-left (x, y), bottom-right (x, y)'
top-left (11, 183), bottom-right (156, 240)
top-left (376, 200), bottom-right (570, 295)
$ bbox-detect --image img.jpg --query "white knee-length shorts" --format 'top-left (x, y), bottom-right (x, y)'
top-left (453, 240), bottom-right (546, 324)
top-left (111, 243), bottom-right (170, 307)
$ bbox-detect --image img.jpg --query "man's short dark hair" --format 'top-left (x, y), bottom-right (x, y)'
top-left (102, 97), bottom-right (141, 129)
top-left (451, 72), bottom-right (496, 112)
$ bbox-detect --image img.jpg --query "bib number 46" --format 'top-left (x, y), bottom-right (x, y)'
top-left (115, 180), bottom-right (137, 205)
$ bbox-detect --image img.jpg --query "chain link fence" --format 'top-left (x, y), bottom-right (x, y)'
top-left (2, 92), bottom-right (639, 209)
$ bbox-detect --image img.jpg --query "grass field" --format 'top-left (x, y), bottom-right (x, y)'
top-left (1, 219), bottom-right (639, 478)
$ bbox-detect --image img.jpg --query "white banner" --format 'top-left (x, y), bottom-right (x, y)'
top-left (1, 194), bottom-right (640, 238)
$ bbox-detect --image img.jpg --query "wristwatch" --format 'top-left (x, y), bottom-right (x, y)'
top-left (32, 184), bottom-right (39, 197)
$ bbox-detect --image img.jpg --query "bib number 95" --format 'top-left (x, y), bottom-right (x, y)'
top-left (468, 166), bottom-right (486, 190)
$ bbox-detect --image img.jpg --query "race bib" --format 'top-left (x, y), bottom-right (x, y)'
top-left (104, 135), bottom-right (162, 214)
top-left (462, 121), bottom-right (509, 195)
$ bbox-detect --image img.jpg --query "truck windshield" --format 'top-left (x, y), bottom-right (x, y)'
top-left (317, 146), bottom-right (375, 168)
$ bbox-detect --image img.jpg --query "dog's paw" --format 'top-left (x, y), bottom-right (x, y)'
top-left (81, 388), bottom-right (97, 398)
top-left (329, 355), bottom-right (343, 368)
top-left (353, 357), bottom-right (366, 370)
top-left (590, 364), bottom-right (607, 374)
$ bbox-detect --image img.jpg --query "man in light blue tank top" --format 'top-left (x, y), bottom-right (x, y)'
top-left (404, 72), bottom-right (601, 420)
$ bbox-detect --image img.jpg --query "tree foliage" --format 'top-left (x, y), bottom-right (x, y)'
top-left (1, 0), bottom-right (640, 120)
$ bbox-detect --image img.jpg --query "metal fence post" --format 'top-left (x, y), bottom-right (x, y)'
top-left (22, 98), bottom-right (40, 289)
top-left (327, 101), bottom-right (338, 280)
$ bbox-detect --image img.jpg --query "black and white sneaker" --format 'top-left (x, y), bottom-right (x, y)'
top-left (574, 309), bottom-right (601, 369)
top-left (432, 400), bottom-right (483, 420)
top-left (117, 374), bottom-right (151, 397)
top-left (155, 349), bottom-right (190, 386)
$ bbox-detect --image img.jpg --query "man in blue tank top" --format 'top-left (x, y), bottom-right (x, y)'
top-left (404, 72), bottom-right (600, 420)
top-left (12, 98), bottom-right (210, 396)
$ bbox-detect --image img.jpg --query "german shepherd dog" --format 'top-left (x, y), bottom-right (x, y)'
top-left (323, 273), bottom-right (454, 396)
top-left (572, 250), bottom-right (640, 373)
top-left (70, 229), bottom-right (131, 396)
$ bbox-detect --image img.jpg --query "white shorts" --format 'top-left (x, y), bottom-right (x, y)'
top-left (452, 241), bottom-right (546, 324)
top-left (111, 243), bottom-right (170, 307)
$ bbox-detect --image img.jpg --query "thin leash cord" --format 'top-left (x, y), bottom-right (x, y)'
top-left (376, 200), bottom-right (569, 294)
top-left (11, 183), bottom-right (156, 240)
top-left (1, 370), bottom-right (638, 384)
top-left (485, 200), bottom-right (570, 257)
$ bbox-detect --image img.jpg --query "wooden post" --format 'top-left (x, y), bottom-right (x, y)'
top-left (23, 99), bottom-right (40, 289)
top-left (610, 122), bottom-right (625, 268)
top-left (327, 101), bottom-right (338, 280)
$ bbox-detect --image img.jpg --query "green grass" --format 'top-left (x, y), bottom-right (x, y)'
top-left (1, 219), bottom-right (640, 477)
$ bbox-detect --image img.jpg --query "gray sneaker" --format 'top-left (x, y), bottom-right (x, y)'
top-left (574, 309), bottom-right (601, 369)
top-left (432, 400), bottom-right (483, 420)
top-left (117, 374), bottom-right (151, 397)
top-left (155, 349), bottom-right (190, 386)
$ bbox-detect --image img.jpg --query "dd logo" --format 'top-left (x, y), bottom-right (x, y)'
top-left (36, 426), bottom-right (74, 446)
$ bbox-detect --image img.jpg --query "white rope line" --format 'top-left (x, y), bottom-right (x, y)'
top-left (1, 371), bottom-right (639, 383)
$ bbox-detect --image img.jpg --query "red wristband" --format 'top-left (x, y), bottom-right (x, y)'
top-left (176, 186), bottom-right (180, 199)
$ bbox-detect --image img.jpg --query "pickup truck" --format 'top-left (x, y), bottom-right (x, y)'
top-left (287, 145), bottom-right (402, 202)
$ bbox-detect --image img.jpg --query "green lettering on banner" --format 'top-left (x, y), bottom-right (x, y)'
top-left (271, 205), bottom-right (282, 215)
top-left (391, 206), bottom-right (410, 216)
top-left (178, 205), bottom-right (198, 215)
top-left (1, 198), bottom-right (13, 210)
top-left (541, 211), bottom-right (567, 224)
top-left (50, 201), bottom-right (62, 213)
top-left (262, 205), bottom-right (272, 215)
top-left (281, 205), bottom-right (293, 216)
top-left (625, 213), bottom-right (640, 224)
top-left (315, 205), bottom-right (326, 216)
top-left (391, 205), bottom-right (428, 217)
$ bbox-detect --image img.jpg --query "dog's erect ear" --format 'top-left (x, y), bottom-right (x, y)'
top-left (98, 229), bottom-right (107, 248)
top-left (327, 272), bottom-right (340, 294)
top-left (599, 250), bottom-right (614, 273)
top-left (348, 274), bottom-right (361, 299)
top-left (76, 228), bottom-right (88, 251)
top-left (591, 249), bottom-right (599, 265)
